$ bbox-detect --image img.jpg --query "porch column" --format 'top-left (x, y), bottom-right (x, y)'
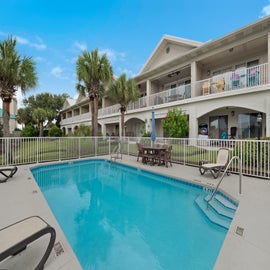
top-left (188, 107), bottom-right (198, 139)
top-left (190, 61), bottom-right (197, 98)
top-left (265, 95), bottom-right (270, 137)
top-left (146, 80), bottom-right (151, 107)
top-left (268, 32), bottom-right (270, 67)
top-left (101, 123), bottom-right (106, 136)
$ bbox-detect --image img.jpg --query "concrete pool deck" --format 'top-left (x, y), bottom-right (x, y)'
top-left (0, 155), bottom-right (270, 269)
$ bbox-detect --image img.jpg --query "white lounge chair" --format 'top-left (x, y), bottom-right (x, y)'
top-left (0, 216), bottom-right (56, 270)
top-left (199, 148), bottom-right (230, 179)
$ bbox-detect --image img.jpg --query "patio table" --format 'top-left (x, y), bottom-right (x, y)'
top-left (141, 145), bottom-right (168, 166)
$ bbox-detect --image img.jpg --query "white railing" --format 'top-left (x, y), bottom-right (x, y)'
top-left (99, 104), bottom-right (120, 116)
top-left (62, 63), bottom-right (269, 122)
top-left (61, 112), bottom-right (91, 125)
top-left (196, 63), bottom-right (269, 96)
top-left (149, 84), bottom-right (191, 106)
top-left (1, 137), bottom-right (270, 180)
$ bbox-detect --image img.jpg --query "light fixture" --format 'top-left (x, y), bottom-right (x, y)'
top-left (257, 113), bottom-right (262, 124)
top-left (229, 48), bottom-right (234, 52)
top-left (231, 111), bottom-right (235, 117)
top-left (168, 71), bottom-right (180, 78)
top-left (207, 70), bottom-right (210, 76)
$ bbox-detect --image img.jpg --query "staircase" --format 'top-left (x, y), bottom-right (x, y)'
top-left (195, 193), bottom-right (237, 229)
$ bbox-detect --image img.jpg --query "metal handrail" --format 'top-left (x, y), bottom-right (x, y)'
top-left (207, 156), bottom-right (242, 207)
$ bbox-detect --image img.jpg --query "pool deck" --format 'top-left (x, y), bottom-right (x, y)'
top-left (0, 155), bottom-right (270, 269)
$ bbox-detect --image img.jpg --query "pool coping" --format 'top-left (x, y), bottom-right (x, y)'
top-left (0, 155), bottom-right (270, 269)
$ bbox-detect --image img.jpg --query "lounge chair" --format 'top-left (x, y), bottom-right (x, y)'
top-left (0, 166), bottom-right (18, 183)
top-left (0, 216), bottom-right (56, 270)
top-left (199, 148), bottom-right (230, 179)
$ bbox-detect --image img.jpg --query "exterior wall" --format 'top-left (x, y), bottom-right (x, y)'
top-left (60, 16), bottom-right (270, 140)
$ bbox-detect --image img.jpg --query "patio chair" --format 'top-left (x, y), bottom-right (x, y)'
top-left (0, 216), bottom-right (56, 270)
top-left (160, 145), bottom-right (172, 168)
top-left (215, 78), bottom-right (225, 92)
top-left (202, 81), bottom-right (211, 95)
top-left (136, 143), bottom-right (144, 162)
top-left (0, 166), bottom-right (18, 183)
top-left (199, 148), bottom-right (230, 179)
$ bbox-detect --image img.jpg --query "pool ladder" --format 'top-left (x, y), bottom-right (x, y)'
top-left (110, 141), bottom-right (122, 161)
top-left (207, 156), bottom-right (242, 207)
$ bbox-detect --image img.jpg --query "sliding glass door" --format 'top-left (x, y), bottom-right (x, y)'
top-left (209, 115), bottom-right (228, 139)
top-left (238, 113), bottom-right (257, 139)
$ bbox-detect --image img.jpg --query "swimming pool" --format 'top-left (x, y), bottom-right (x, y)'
top-left (32, 159), bottom-right (229, 270)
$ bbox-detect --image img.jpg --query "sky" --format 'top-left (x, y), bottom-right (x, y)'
top-left (1, 0), bottom-right (270, 107)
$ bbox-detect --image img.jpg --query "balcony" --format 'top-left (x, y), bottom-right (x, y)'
top-left (197, 63), bottom-right (269, 96)
top-left (61, 63), bottom-right (269, 123)
top-left (61, 112), bottom-right (91, 125)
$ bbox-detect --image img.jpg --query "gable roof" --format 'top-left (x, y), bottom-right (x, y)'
top-left (139, 35), bottom-right (203, 74)
top-left (62, 98), bottom-right (76, 110)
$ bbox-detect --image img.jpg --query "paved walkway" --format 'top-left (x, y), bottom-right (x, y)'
top-left (0, 156), bottom-right (270, 269)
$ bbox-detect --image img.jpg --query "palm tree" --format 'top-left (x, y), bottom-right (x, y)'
top-left (0, 35), bottom-right (37, 136)
top-left (32, 108), bottom-right (47, 137)
top-left (76, 49), bottom-right (113, 136)
top-left (107, 73), bottom-right (140, 137)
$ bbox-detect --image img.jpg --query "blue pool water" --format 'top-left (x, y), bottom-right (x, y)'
top-left (32, 159), bottom-right (227, 270)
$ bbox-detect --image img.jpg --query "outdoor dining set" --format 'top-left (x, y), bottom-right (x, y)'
top-left (136, 143), bottom-right (172, 167)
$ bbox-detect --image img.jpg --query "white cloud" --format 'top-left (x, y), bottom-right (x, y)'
top-left (74, 41), bottom-right (87, 51)
top-left (99, 48), bottom-right (126, 64)
top-left (15, 35), bottom-right (46, 50)
top-left (15, 87), bottom-right (24, 108)
top-left (51, 66), bottom-right (63, 78)
top-left (260, 1), bottom-right (270, 17)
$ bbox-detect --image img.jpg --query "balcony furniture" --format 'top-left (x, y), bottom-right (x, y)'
top-left (199, 148), bottom-right (230, 179)
top-left (215, 78), bottom-right (225, 93)
top-left (247, 67), bottom-right (259, 87)
top-left (202, 81), bottom-right (211, 95)
top-left (231, 73), bottom-right (240, 89)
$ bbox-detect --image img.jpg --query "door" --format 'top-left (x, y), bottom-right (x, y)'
top-left (209, 115), bottom-right (228, 139)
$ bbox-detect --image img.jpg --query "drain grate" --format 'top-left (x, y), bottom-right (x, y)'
top-left (235, 226), bottom-right (244, 236)
top-left (54, 241), bottom-right (65, 257)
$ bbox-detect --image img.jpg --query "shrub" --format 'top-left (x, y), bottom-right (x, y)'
top-left (21, 124), bottom-right (38, 137)
top-left (48, 125), bottom-right (62, 137)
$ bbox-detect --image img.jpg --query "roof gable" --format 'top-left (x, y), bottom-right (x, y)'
top-left (62, 98), bottom-right (76, 110)
top-left (139, 35), bottom-right (203, 74)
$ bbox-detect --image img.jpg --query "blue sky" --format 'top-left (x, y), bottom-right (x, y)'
top-left (0, 0), bottom-right (270, 106)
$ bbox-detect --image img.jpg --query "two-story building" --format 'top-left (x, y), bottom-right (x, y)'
top-left (61, 15), bottom-right (270, 139)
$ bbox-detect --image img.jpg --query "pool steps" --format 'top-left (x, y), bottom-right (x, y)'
top-left (195, 194), bottom-right (237, 229)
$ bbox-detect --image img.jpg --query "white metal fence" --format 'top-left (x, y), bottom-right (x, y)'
top-left (1, 137), bottom-right (269, 179)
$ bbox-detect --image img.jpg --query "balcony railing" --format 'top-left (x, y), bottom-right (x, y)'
top-left (1, 137), bottom-right (270, 180)
top-left (99, 104), bottom-right (120, 116)
top-left (149, 84), bottom-right (191, 106)
top-left (61, 112), bottom-right (91, 125)
top-left (62, 63), bottom-right (269, 122)
top-left (197, 63), bottom-right (269, 96)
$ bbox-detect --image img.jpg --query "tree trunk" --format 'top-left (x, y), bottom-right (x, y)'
top-left (93, 97), bottom-right (99, 137)
top-left (90, 99), bottom-right (95, 136)
top-left (2, 100), bottom-right (11, 137)
top-left (121, 111), bottom-right (125, 137)
top-left (39, 121), bottom-right (44, 137)
top-left (120, 105), bottom-right (126, 137)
